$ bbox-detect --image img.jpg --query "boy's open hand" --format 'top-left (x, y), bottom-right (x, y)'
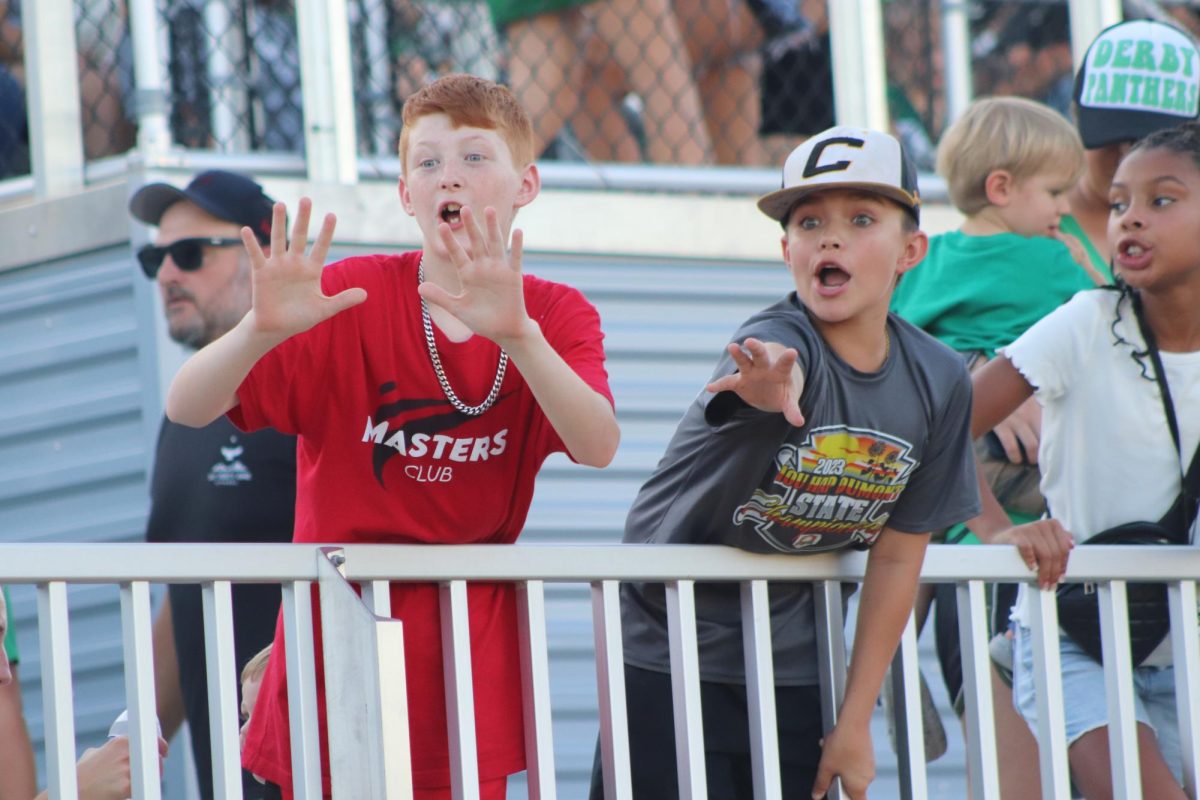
top-left (811, 723), bottom-right (874, 799)
top-left (243, 198), bottom-right (367, 339)
top-left (706, 338), bottom-right (806, 426)
top-left (420, 205), bottom-right (531, 347)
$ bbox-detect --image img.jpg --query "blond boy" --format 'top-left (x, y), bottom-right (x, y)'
top-left (167, 74), bottom-right (620, 798)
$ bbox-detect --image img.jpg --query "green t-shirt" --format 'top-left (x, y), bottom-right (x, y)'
top-left (2, 585), bottom-right (18, 664)
top-left (1059, 213), bottom-right (1113, 282)
top-left (891, 230), bottom-right (1097, 358)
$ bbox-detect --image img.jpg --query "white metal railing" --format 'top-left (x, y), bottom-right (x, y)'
top-left (4, 542), bottom-right (1200, 800)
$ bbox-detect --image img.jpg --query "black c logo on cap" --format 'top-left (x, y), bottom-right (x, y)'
top-left (803, 136), bottom-right (865, 178)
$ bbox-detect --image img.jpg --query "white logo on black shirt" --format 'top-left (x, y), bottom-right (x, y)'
top-left (208, 436), bottom-right (253, 487)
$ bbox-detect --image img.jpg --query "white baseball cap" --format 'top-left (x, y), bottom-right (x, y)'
top-left (757, 126), bottom-right (921, 224)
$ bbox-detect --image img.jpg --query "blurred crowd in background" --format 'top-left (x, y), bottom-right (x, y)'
top-left (2, 0), bottom-right (1200, 178)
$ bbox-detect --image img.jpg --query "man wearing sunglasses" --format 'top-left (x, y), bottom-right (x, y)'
top-left (129, 170), bottom-right (296, 800)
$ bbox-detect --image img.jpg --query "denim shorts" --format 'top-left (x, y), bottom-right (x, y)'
top-left (1012, 623), bottom-right (1180, 772)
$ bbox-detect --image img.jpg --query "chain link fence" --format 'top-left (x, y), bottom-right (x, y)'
top-left (3, 0), bottom-right (1200, 180)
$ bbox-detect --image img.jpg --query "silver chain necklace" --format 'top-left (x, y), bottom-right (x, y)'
top-left (418, 258), bottom-right (508, 415)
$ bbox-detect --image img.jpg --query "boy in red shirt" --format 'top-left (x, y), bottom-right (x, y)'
top-left (166, 74), bottom-right (620, 798)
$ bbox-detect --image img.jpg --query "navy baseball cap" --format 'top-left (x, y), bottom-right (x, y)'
top-left (129, 170), bottom-right (276, 242)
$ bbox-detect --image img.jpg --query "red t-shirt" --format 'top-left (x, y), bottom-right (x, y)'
top-left (233, 251), bottom-right (613, 794)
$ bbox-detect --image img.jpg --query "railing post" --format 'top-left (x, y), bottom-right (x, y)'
top-left (1068, 0), bottom-right (1123, 70)
top-left (890, 613), bottom-right (928, 800)
top-left (940, 0), bottom-right (973, 124)
top-left (813, 581), bottom-right (847, 800)
top-left (1169, 580), bottom-right (1200, 797)
top-left (1027, 586), bottom-right (1073, 799)
top-left (22, 0), bottom-right (85, 197)
top-left (1098, 581), bottom-right (1143, 799)
top-left (665, 580), bottom-right (707, 800)
top-left (740, 580), bottom-right (782, 800)
top-left (127, 0), bottom-right (172, 159)
top-left (955, 580), bottom-right (1000, 799)
top-left (295, 0), bottom-right (360, 183)
top-left (119, 580), bottom-right (163, 800)
top-left (827, 0), bottom-right (890, 130)
top-left (319, 548), bottom-right (412, 799)
top-left (283, 578), bottom-right (323, 799)
top-left (202, 580), bottom-right (243, 799)
top-left (37, 582), bottom-right (79, 800)
top-left (441, 579), bottom-right (481, 800)
top-left (517, 580), bottom-right (558, 799)
top-left (592, 580), bottom-right (632, 800)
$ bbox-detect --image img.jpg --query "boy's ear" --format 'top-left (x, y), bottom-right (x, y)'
top-left (895, 228), bottom-right (929, 277)
top-left (513, 163), bottom-right (541, 209)
top-left (398, 175), bottom-right (415, 216)
top-left (983, 169), bottom-right (1014, 206)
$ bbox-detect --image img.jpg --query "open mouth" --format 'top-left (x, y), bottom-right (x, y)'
top-left (440, 203), bottom-right (462, 225)
top-left (1120, 241), bottom-right (1147, 258)
top-left (817, 264), bottom-right (851, 288)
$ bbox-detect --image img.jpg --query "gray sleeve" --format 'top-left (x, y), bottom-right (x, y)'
top-left (703, 310), bottom-right (816, 428)
top-left (887, 362), bottom-right (981, 533)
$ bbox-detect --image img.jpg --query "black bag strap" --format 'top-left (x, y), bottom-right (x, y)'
top-left (1132, 292), bottom-right (1200, 539)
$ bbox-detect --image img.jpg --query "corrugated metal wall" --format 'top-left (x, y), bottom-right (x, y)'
top-left (0, 237), bottom-right (160, 773)
top-left (0, 182), bottom-right (969, 798)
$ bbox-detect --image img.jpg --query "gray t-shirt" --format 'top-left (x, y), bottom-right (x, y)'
top-left (621, 294), bottom-right (980, 684)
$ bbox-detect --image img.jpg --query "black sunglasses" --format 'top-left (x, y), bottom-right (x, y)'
top-left (138, 237), bottom-right (245, 278)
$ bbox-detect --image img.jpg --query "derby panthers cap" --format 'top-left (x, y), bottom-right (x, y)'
top-left (129, 170), bottom-right (276, 242)
top-left (757, 126), bottom-right (921, 225)
top-left (1073, 19), bottom-right (1200, 149)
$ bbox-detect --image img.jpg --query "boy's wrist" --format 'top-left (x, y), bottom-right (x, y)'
top-left (240, 311), bottom-right (293, 355)
top-left (494, 316), bottom-right (542, 355)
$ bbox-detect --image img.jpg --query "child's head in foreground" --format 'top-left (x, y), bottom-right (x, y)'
top-left (398, 74), bottom-right (536, 175)
top-left (938, 96), bottom-right (1085, 237)
top-left (240, 643), bottom-right (272, 750)
top-left (757, 127), bottom-right (928, 324)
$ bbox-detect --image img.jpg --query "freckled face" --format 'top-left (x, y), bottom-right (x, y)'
top-left (398, 114), bottom-right (538, 260)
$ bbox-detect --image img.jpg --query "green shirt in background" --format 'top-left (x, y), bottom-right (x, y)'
top-left (891, 230), bottom-right (1098, 359)
top-left (1059, 213), bottom-right (1113, 282)
top-left (2, 585), bottom-right (18, 664)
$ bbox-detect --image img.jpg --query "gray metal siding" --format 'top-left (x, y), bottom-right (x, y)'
top-left (0, 243), bottom-right (156, 776)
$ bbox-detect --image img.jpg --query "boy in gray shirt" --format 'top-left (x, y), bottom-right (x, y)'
top-left (605, 127), bottom-right (980, 799)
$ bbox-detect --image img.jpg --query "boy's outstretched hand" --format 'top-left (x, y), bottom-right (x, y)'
top-left (706, 338), bottom-right (806, 427)
top-left (811, 722), bottom-right (874, 799)
top-left (243, 198), bottom-right (367, 340)
top-left (420, 205), bottom-right (531, 347)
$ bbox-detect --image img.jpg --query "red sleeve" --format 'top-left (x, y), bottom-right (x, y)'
top-left (526, 279), bottom-right (614, 458)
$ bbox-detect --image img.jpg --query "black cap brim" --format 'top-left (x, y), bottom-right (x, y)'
top-left (129, 183), bottom-right (194, 226)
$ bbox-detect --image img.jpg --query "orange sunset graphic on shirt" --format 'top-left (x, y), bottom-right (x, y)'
top-left (732, 426), bottom-right (917, 553)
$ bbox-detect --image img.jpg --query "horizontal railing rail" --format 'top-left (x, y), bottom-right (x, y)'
top-left (2, 542), bottom-right (1198, 800)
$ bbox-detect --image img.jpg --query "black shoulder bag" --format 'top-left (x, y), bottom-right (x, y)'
top-left (1055, 295), bottom-right (1200, 666)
